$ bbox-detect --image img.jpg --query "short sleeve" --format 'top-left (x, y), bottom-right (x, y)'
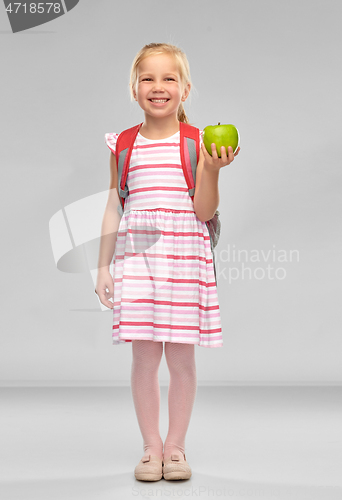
top-left (105, 133), bottom-right (119, 155)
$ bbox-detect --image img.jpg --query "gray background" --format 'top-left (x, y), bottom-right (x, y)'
top-left (1, 0), bottom-right (341, 386)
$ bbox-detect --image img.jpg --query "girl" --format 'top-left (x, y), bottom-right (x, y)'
top-left (96, 43), bottom-right (240, 481)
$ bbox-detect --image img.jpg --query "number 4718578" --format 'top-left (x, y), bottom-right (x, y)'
top-left (5, 3), bottom-right (62, 14)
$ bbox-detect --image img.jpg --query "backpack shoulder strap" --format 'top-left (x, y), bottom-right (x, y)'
top-left (116, 122), bottom-right (143, 211)
top-left (179, 122), bottom-right (200, 201)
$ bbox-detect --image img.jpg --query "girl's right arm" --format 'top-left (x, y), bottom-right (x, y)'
top-left (95, 152), bottom-right (120, 309)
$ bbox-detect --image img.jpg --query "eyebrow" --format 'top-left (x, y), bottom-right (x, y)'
top-left (139, 73), bottom-right (178, 78)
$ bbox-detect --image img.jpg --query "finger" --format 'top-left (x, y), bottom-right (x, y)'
top-left (211, 142), bottom-right (218, 159)
top-left (100, 294), bottom-right (114, 309)
top-left (220, 145), bottom-right (228, 163)
top-left (201, 142), bottom-right (211, 158)
top-left (100, 285), bottom-right (113, 303)
top-left (234, 147), bottom-right (240, 156)
top-left (227, 146), bottom-right (234, 163)
top-left (201, 142), bottom-right (208, 154)
top-left (105, 285), bottom-right (114, 299)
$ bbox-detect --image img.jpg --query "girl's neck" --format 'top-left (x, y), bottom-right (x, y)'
top-left (139, 115), bottom-right (180, 140)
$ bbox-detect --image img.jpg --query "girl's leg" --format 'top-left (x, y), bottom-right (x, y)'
top-left (131, 339), bottom-right (164, 460)
top-left (163, 342), bottom-right (197, 460)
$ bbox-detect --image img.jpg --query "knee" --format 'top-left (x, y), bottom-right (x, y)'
top-left (132, 340), bottom-right (163, 371)
top-left (165, 343), bottom-right (196, 376)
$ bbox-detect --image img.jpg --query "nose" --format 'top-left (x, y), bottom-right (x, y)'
top-left (152, 80), bottom-right (165, 92)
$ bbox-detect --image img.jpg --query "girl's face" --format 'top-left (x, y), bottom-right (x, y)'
top-left (133, 53), bottom-right (190, 119)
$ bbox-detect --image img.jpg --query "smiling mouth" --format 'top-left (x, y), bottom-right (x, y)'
top-left (149, 99), bottom-right (170, 103)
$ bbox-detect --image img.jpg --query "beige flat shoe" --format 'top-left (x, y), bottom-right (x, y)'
top-left (162, 453), bottom-right (192, 480)
top-left (134, 454), bottom-right (163, 481)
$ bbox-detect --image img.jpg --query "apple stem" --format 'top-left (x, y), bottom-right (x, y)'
top-left (218, 122), bottom-right (220, 125)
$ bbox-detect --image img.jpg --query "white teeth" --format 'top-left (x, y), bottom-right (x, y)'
top-left (150, 99), bottom-right (168, 103)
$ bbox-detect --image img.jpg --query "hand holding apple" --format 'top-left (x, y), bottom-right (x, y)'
top-left (201, 122), bottom-right (240, 171)
top-left (203, 123), bottom-right (240, 157)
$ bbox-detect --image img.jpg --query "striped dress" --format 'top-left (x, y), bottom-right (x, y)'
top-left (104, 128), bottom-right (223, 348)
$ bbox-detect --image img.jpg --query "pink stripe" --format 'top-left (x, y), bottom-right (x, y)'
top-left (125, 207), bottom-right (195, 212)
top-left (113, 330), bottom-right (202, 340)
top-left (120, 298), bottom-right (220, 310)
top-left (128, 192), bottom-right (191, 200)
top-left (112, 288), bottom-right (219, 298)
top-left (116, 307), bottom-right (221, 318)
top-left (129, 163), bottom-right (183, 172)
top-left (134, 142), bottom-right (180, 150)
top-left (112, 294), bottom-right (219, 306)
top-left (119, 227), bottom-right (207, 238)
top-left (115, 252), bottom-right (211, 262)
top-left (129, 186), bottom-right (188, 195)
top-left (113, 321), bottom-right (222, 332)
top-left (114, 274), bottom-right (215, 285)
top-left (127, 208), bottom-right (196, 214)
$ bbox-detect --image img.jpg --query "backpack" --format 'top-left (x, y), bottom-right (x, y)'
top-left (114, 121), bottom-right (221, 284)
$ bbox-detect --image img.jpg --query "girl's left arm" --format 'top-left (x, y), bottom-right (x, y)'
top-left (193, 143), bottom-right (240, 222)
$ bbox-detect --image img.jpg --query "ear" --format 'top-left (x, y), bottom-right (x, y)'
top-left (181, 82), bottom-right (191, 102)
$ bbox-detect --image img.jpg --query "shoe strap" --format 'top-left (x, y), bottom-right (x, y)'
top-left (171, 453), bottom-right (186, 461)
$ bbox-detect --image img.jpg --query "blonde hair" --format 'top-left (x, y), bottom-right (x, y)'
top-left (129, 43), bottom-right (192, 124)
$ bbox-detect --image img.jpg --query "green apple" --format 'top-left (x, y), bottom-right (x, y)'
top-left (203, 123), bottom-right (240, 157)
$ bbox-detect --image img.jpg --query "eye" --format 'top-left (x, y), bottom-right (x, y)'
top-left (142, 78), bottom-right (152, 81)
top-left (166, 78), bottom-right (175, 81)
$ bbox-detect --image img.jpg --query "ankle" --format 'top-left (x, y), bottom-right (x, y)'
top-left (143, 446), bottom-right (163, 461)
top-left (163, 444), bottom-right (185, 461)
